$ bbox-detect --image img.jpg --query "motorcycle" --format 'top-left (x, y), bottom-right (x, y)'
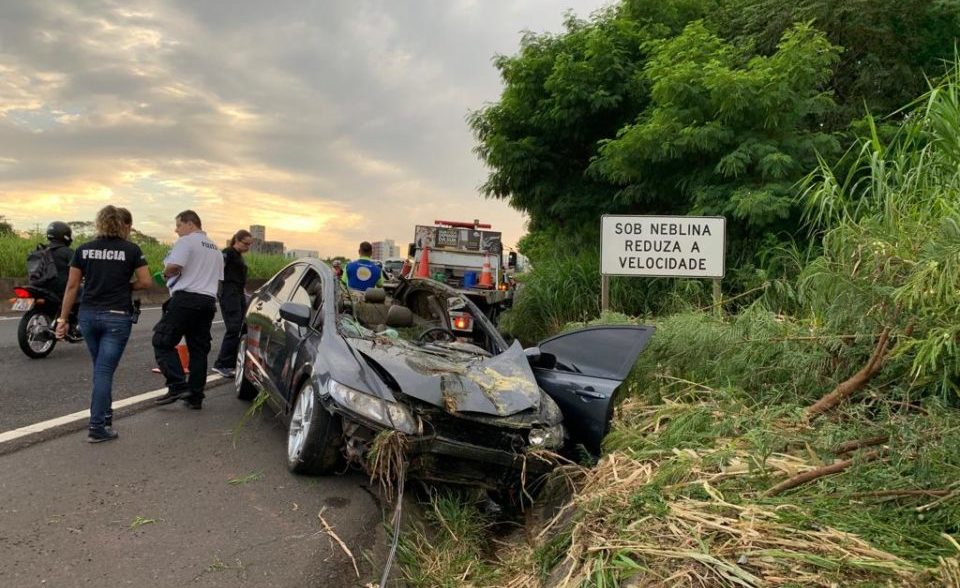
top-left (11, 285), bottom-right (82, 358)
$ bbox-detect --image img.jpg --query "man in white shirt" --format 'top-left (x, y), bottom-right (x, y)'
top-left (153, 210), bottom-right (224, 409)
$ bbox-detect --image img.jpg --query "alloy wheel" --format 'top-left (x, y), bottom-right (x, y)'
top-left (288, 384), bottom-right (314, 463)
top-left (234, 339), bottom-right (246, 393)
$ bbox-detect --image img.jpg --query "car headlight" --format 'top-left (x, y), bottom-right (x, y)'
top-left (326, 380), bottom-right (420, 435)
top-left (528, 424), bottom-right (565, 449)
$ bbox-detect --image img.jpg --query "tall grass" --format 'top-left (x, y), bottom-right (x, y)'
top-left (0, 233), bottom-right (289, 279)
top-left (500, 246), bottom-right (712, 344)
top-left (0, 234), bottom-right (37, 278)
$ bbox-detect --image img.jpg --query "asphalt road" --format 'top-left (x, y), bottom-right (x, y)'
top-left (0, 385), bottom-right (386, 587)
top-left (0, 307), bottom-right (226, 433)
top-left (0, 309), bottom-right (391, 587)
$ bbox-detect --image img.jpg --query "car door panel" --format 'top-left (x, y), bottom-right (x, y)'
top-left (255, 264), bottom-right (304, 400)
top-left (274, 269), bottom-right (324, 406)
top-left (533, 325), bottom-right (654, 454)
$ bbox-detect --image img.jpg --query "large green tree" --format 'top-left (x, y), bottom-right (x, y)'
top-left (469, 3), bottom-right (711, 234)
top-left (470, 0), bottom-right (960, 267)
top-left (590, 21), bottom-right (839, 262)
top-left (717, 0), bottom-right (960, 127)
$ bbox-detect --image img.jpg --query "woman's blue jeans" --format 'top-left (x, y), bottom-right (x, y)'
top-left (78, 309), bottom-right (133, 430)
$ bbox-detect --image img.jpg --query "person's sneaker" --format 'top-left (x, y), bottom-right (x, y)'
top-left (87, 428), bottom-right (118, 443)
top-left (181, 394), bottom-right (203, 410)
top-left (211, 366), bottom-right (235, 378)
top-left (154, 389), bottom-right (188, 405)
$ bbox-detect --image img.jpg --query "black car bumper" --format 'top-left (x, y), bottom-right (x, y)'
top-left (405, 436), bottom-right (556, 490)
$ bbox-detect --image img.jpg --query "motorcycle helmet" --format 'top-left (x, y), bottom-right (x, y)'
top-left (46, 221), bottom-right (73, 245)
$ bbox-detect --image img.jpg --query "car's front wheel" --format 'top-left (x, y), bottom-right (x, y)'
top-left (287, 381), bottom-right (342, 475)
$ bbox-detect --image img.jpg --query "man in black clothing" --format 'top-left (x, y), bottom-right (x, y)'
top-left (46, 221), bottom-right (81, 341)
top-left (212, 229), bottom-right (253, 377)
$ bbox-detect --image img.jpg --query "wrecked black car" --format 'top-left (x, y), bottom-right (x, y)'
top-left (236, 258), bottom-right (653, 489)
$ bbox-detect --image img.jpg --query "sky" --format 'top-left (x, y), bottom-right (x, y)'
top-left (0, 0), bottom-right (610, 256)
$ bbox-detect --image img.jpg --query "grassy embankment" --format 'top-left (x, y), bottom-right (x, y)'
top-left (394, 70), bottom-right (960, 587)
top-left (0, 234), bottom-right (290, 279)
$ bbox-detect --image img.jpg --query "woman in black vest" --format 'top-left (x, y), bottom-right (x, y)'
top-left (56, 206), bottom-right (152, 443)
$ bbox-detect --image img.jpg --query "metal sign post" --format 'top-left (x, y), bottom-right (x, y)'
top-left (601, 275), bottom-right (610, 312)
top-left (600, 215), bottom-right (726, 313)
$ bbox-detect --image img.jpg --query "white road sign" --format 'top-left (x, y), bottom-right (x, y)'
top-left (601, 215), bottom-right (726, 278)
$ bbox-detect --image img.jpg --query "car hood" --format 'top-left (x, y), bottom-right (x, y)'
top-left (347, 338), bottom-right (540, 417)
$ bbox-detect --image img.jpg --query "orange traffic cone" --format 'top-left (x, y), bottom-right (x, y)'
top-left (151, 340), bottom-right (190, 374)
top-left (477, 253), bottom-right (494, 289)
top-left (176, 342), bottom-right (190, 373)
top-left (415, 245), bottom-right (431, 278)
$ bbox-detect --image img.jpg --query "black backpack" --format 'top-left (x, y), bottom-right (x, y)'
top-left (27, 244), bottom-right (58, 287)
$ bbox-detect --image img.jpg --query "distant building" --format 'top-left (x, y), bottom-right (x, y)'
top-left (286, 249), bottom-right (319, 259)
top-left (260, 240), bottom-right (285, 256)
top-left (371, 239), bottom-right (400, 261)
top-left (248, 224), bottom-right (284, 255)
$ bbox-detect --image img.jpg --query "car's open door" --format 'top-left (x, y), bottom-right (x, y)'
top-left (531, 325), bottom-right (654, 454)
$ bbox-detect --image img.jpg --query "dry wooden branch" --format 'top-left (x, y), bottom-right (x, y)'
top-left (765, 449), bottom-right (887, 497)
top-left (807, 327), bottom-right (892, 419)
top-left (833, 435), bottom-right (889, 456)
top-left (847, 490), bottom-right (952, 499)
top-left (318, 507), bottom-right (360, 578)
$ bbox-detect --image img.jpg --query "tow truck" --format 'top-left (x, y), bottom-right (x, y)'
top-left (401, 219), bottom-right (513, 325)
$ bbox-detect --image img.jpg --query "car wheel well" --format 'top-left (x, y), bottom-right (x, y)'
top-left (290, 373), bottom-right (313, 411)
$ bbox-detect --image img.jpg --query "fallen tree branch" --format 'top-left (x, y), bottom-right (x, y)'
top-left (318, 507), bottom-right (360, 578)
top-left (917, 489), bottom-right (960, 513)
top-left (765, 449), bottom-right (887, 497)
top-left (807, 327), bottom-right (892, 419)
top-left (833, 435), bottom-right (889, 456)
top-left (847, 490), bottom-right (952, 499)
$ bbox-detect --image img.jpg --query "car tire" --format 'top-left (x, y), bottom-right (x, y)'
top-left (235, 339), bottom-right (257, 401)
top-left (18, 308), bottom-right (57, 359)
top-left (287, 381), bottom-right (342, 475)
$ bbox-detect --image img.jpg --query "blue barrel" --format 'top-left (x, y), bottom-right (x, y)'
top-left (462, 271), bottom-right (478, 288)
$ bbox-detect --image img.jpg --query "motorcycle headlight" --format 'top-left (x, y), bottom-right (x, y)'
top-left (326, 380), bottom-right (420, 435)
top-left (528, 424), bottom-right (565, 449)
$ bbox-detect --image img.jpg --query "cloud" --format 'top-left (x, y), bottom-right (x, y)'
top-left (0, 0), bottom-right (612, 255)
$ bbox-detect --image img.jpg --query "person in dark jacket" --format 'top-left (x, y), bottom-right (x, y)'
top-left (45, 221), bottom-right (74, 297)
top-left (56, 206), bottom-right (152, 443)
top-left (45, 221), bottom-right (81, 341)
top-left (212, 229), bottom-right (253, 377)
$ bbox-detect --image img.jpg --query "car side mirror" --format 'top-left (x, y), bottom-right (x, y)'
top-left (524, 346), bottom-right (541, 363)
top-left (279, 302), bottom-right (312, 328)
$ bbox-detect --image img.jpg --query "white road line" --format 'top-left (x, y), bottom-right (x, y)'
top-left (0, 374), bottom-right (224, 445)
top-left (1, 312), bottom-right (222, 324)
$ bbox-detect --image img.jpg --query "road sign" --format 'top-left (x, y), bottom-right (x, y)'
top-left (601, 215), bottom-right (726, 278)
